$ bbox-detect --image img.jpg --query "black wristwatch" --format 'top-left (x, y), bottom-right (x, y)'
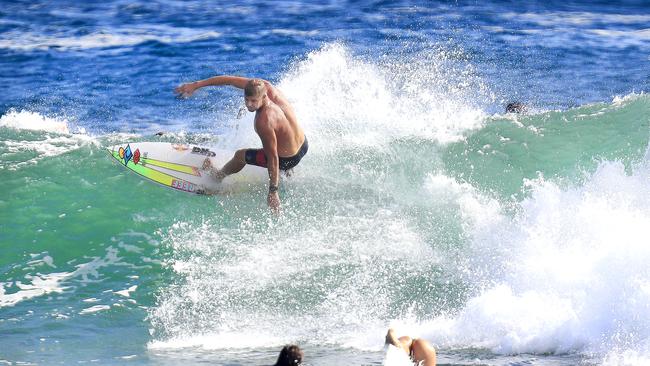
top-left (269, 184), bottom-right (278, 193)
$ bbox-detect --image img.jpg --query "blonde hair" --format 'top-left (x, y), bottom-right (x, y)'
top-left (244, 79), bottom-right (266, 97)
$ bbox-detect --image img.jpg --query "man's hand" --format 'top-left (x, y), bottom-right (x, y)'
top-left (174, 83), bottom-right (196, 98)
top-left (268, 191), bottom-right (281, 214)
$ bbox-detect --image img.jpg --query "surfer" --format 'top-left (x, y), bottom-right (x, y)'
top-left (175, 76), bottom-right (307, 213)
top-left (385, 328), bottom-right (437, 366)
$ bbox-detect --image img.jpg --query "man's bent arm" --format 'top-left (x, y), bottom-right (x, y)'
top-left (191, 75), bottom-right (249, 90)
top-left (175, 75), bottom-right (249, 96)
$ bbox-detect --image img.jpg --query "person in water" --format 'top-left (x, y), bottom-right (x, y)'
top-left (385, 328), bottom-right (437, 366)
top-left (175, 76), bottom-right (307, 213)
top-left (505, 102), bottom-right (527, 114)
top-left (274, 344), bottom-right (303, 366)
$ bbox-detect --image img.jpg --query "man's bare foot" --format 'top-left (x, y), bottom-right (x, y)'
top-left (385, 328), bottom-right (401, 348)
top-left (202, 158), bottom-right (225, 181)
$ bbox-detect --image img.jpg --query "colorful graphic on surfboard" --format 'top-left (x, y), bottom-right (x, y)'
top-left (107, 142), bottom-right (264, 195)
top-left (118, 144), bottom-right (141, 166)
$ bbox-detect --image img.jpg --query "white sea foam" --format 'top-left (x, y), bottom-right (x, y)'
top-left (26, 254), bottom-right (57, 269)
top-left (415, 160), bottom-right (650, 365)
top-left (79, 305), bottom-right (111, 315)
top-left (383, 345), bottom-right (414, 366)
top-left (0, 246), bottom-right (128, 309)
top-left (0, 109), bottom-right (95, 170)
top-left (423, 173), bottom-right (502, 231)
top-left (147, 44), bottom-right (648, 363)
top-left (216, 43), bottom-right (486, 159)
top-left (208, 43), bottom-right (491, 192)
top-left (0, 109), bottom-right (71, 133)
top-left (273, 43), bottom-right (490, 150)
top-left (115, 285), bottom-right (137, 298)
top-left (149, 202), bottom-right (438, 350)
top-left (149, 45), bottom-right (496, 352)
top-left (613, 92), bottom-right (646, 106)
top-left (0, 272), bottom-right (69, 308)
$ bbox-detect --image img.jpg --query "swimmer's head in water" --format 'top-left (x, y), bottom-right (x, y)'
top-left (244, 79), bottom-right (267, 112)
top-left (506, 102), bottom-right (526, 114)
top-left (274, 344), bottom-right (303, 366)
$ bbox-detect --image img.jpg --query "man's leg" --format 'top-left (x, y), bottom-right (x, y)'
top-left (203, 149), bottom-right (247, 181)
top-left (411, 338), bottom-right (436, 366)
top-left (385, 329), bottom-right (437, 366)
top-left (385, 328), bottom-right (412, 355)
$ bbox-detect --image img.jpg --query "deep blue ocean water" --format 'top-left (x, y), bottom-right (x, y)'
top-left (2, 1), bottom-right (650, 365)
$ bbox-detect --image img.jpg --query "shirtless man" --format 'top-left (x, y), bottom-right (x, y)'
top-left (175, 76), bottom-right (307, 213)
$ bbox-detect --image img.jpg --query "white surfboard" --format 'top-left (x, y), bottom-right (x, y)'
top-left (107, 142), bottom-right (265, 195)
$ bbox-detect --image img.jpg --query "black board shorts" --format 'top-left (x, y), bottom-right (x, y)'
top-left (245, 136), bottom-right (308, 171)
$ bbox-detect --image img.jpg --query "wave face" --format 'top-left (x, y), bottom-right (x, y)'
top-left (144, 60), bottom-right (650, 362)
top-left (2, 1), bottom-right (650, 365)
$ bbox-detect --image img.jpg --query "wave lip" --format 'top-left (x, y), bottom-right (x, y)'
top-left (0, 109), bottom-right (71, 133)
top-left (278, 43), bottom-right (491, 149)
top-left (0, 109), bottom-right (94, 170)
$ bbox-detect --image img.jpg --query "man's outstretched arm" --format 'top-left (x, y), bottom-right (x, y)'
top-left (175, 75), bottom-right (250, 97)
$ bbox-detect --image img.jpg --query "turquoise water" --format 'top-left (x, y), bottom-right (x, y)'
top-left (2, 94), bottom-right (649, 364)
top-left (3, 1), bottom-right (650, 365)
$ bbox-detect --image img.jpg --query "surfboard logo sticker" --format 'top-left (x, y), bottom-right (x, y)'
top-left (107, 141), bottom-right (250, 196)
top-left (118, 144), bottom-right (140, 165)
top-left (191, 146), bottom-right (216, 157)
top-left (118, 145), bottom-right (131, 165)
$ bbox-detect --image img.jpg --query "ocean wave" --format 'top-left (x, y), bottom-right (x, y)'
top-left (269, 29), bottom-right (319, 37)
top-left (415, 158), bottom-right (650, 365)
top-left (0, 109), bottom-right (73, 133)
top-left (202, 42), bottom-right (493, 158)
top-left (0, 244), bottom-right (144, 310)
top-left (0, 272), bottom-right (70, 308)
top-left (146, 91), bottom-right (650, 361)
top-left (149, 201), bottom-right (438, 350)
top-left (484, 11), bottom-right (650, 50)
top-left (500, 11), bottom-right (650, 28)
top-left (276, 43), bottom-right (491, 150)
top-left (0, 25), bottom-right (221, 51)
top-left (0, 109), bottom-right (95, 170)
top-left (482, 27), bottom-right (650, 50)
